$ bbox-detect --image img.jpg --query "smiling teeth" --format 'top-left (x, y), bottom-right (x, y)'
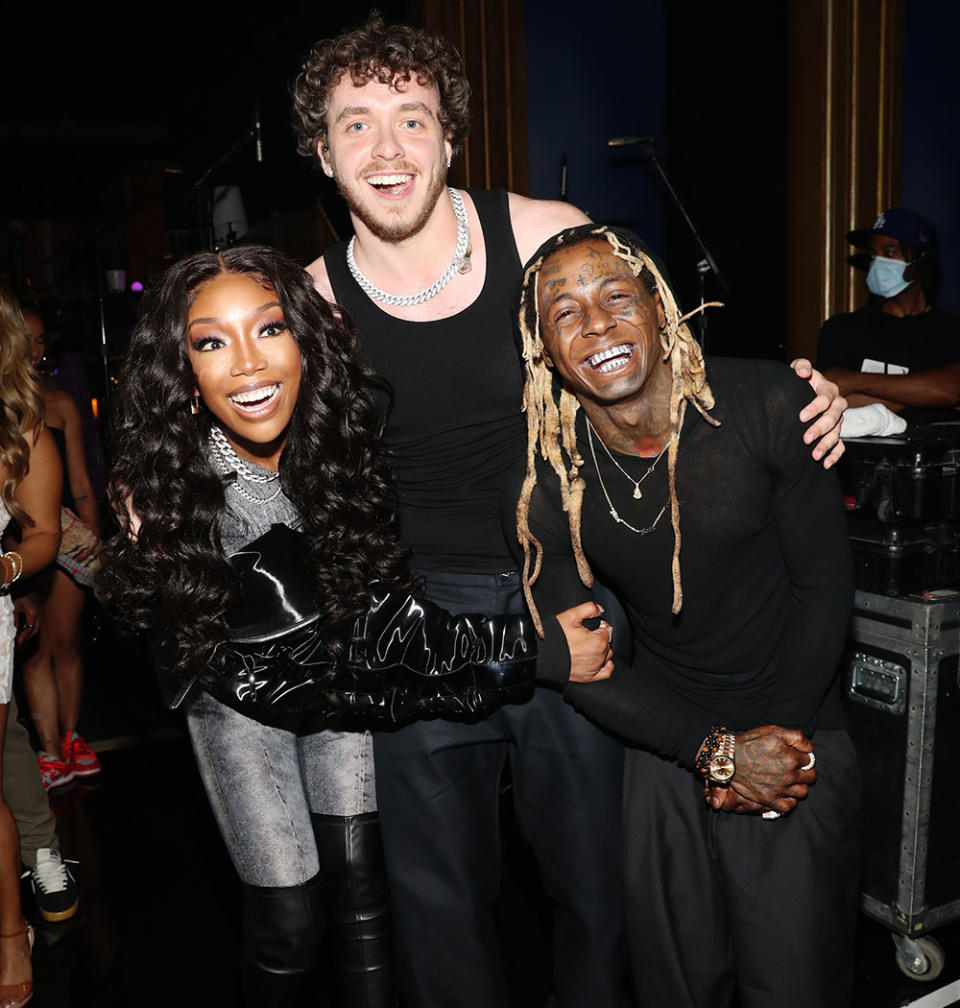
top-left (587, 344), bottom-right (633, 369)
top-left (368, 174), bottom-right (411, 186)
top-left (229, 384), bottom-right (279, 407)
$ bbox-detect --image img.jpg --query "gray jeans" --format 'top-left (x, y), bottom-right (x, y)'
top-left (185, 690), bottom-right (377, 887)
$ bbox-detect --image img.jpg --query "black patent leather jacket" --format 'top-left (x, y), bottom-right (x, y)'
top-left (155, 524), bottom-right (537, 723)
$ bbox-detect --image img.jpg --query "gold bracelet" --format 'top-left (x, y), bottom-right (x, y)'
top-left (1, 551), bottom-right (23, 585)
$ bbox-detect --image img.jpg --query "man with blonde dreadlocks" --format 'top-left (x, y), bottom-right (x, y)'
top-left (513, 224), bottom-right (860, 1008)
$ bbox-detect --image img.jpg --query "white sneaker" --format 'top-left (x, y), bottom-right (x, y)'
top-left (24, 848), bottom-right (79, 922)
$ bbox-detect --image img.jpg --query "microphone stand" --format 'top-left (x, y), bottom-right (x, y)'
top-left (92, 227), bottom-right (113, 450)
top-left (614, 137), bottom-right (726, 353)
top-left (190, 111), bottom-right (261, 251)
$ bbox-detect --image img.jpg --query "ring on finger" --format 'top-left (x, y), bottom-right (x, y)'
top-left (801, 752), bottom-right (816, 772)
top-left (761, 809), bottom-right (782, 820)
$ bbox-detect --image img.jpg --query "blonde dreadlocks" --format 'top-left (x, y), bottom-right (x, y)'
top-left (516, 224), bottom-right (720, 635)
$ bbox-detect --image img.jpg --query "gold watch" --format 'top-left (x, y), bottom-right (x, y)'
top-left (696, 725), bottom-right (736, 785)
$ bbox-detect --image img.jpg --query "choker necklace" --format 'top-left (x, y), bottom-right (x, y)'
top-left (346, 187), bottom-right (472, 306)
top-left (586, 421), bottom-right (667, 535)
top-left (585, 418), bottom-right (667, 499)
top-left (209, 426), bottom-right (283, 506)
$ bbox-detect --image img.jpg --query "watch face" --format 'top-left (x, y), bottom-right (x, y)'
top-left (709, 755), bottom-right (735, 783)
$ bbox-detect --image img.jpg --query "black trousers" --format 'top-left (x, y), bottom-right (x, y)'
top-left (373, 569), bottom-right (631, 1008)
top-left (623, 729), bottom-right (862, 1008)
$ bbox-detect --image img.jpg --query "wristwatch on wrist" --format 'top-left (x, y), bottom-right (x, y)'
top-left (695, 724), bottom-right (736, 785)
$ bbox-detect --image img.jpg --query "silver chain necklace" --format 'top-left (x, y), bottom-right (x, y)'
top-left (209, 426), bottom-right (283, 506)
top-left (586, 422), bottom-right (667, 535)
top-left (345, 187), bottom-right (472, 306)
top-left (585, 417), bottom-right (667, 499)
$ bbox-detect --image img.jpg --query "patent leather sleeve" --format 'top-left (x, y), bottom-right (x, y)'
top-left (158, 586), bottom-right (536, 723)
top-left (333, 585), bottom-right (537, 722)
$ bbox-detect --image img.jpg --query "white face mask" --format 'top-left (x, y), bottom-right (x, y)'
top-left (866, 256), bottom-right (911, 299)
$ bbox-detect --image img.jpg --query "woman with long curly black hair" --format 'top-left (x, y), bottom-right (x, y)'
top-left (101, 246), bottom-right (410, 676)
top-left (97, 246), bottom-right (552, 1007)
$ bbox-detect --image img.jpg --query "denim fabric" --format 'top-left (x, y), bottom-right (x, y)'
top-left (186, 690), bottom-right (376, 887)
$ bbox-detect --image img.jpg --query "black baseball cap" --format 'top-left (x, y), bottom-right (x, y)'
top-left (847, 208), bottom-right (936, 251)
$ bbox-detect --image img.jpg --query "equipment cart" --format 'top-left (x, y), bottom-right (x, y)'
top-left (844, 588), bottom-right (960, 981)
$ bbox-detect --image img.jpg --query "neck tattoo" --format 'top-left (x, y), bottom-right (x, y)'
top-left (585, 417), bottom-right (667, 499)
top-left (346, 187), bottom-right (472, 306)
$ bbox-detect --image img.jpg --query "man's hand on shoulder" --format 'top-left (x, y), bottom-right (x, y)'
top-left (790, 358), bottom-right (846, 468)
top-left (508, 193), bottom-right (592, 266)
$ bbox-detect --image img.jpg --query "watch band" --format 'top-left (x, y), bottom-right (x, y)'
top-left (695, 724), bottom-right (736, 785)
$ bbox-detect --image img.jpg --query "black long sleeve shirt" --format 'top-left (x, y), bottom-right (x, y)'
top-left (513, 358), bottom-right (854, 768)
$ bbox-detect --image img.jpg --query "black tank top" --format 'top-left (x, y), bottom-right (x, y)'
top-left (325, 189), bottom-right (524, 572)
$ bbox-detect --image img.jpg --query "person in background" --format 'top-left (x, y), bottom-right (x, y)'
top-left (5, 594), bottom-right (79, 922)
top-left (0, 282), bottom-right (62, 1008)
top-left (23, 311), bottom-right (106, 508)
top-left (819, 208), bottom-right (960, 426)
top-left (19, 307), bottom-right (102, 790)
top-left (4, 704), bottom-right (79, 924)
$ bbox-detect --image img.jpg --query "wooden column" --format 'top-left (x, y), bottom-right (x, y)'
top-left (786, 0), bottom-right (903, 362)
top-left (408, 0), bottom-right (530, 194)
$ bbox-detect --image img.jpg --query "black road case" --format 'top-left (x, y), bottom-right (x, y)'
top-left (839, 436), bottom-right (959, 523)
top-left (846, 517), bottom-right (960, 597)
top-left (844, 588), bottom-right (960, 979)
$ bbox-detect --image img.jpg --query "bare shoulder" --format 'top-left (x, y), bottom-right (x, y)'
top-left (42, 387), bottom-right (74, 424)
top-left (54, 388), bottom-right (81, 420)
top-left (25, 423), bottom-right (57, 464)
top-left (507, 193), bottom-right (592, 266)
top-left (306, 255), bottom-right (335, 303)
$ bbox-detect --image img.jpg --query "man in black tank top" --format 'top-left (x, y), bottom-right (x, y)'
top-left (291, 15), bottom-right (848, 1008)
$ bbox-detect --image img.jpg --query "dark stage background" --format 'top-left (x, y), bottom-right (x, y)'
top-left (3, 5), bottom-right (960, 1005)
top-left (2, 1), bottom-right (959, 379)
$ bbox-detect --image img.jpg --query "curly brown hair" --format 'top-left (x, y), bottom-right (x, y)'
top-left (292, 11), bottom-right (471, 166)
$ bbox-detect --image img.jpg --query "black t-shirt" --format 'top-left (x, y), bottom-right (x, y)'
top-left (510, 358), bottom-right (853, 767)
top-left (818, 303), bottom-right (960, 425)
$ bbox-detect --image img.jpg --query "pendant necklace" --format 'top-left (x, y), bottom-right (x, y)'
top-left (585, 417), bottom-right (667, 499)
top-left (586, 421), bottom-right (667, 535)
top-left (346, 187), bottom-right (472, 307)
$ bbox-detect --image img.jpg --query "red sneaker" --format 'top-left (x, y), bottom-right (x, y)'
top-left (37, 752), bottom-right (74, 791)
top-left (61, 732), bottom-right (101, 778)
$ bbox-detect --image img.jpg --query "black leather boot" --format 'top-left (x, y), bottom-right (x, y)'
top-left (311, 812), bottom-right (397, 1008)
top-left (241, 872), bottom-right (327, 1007)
